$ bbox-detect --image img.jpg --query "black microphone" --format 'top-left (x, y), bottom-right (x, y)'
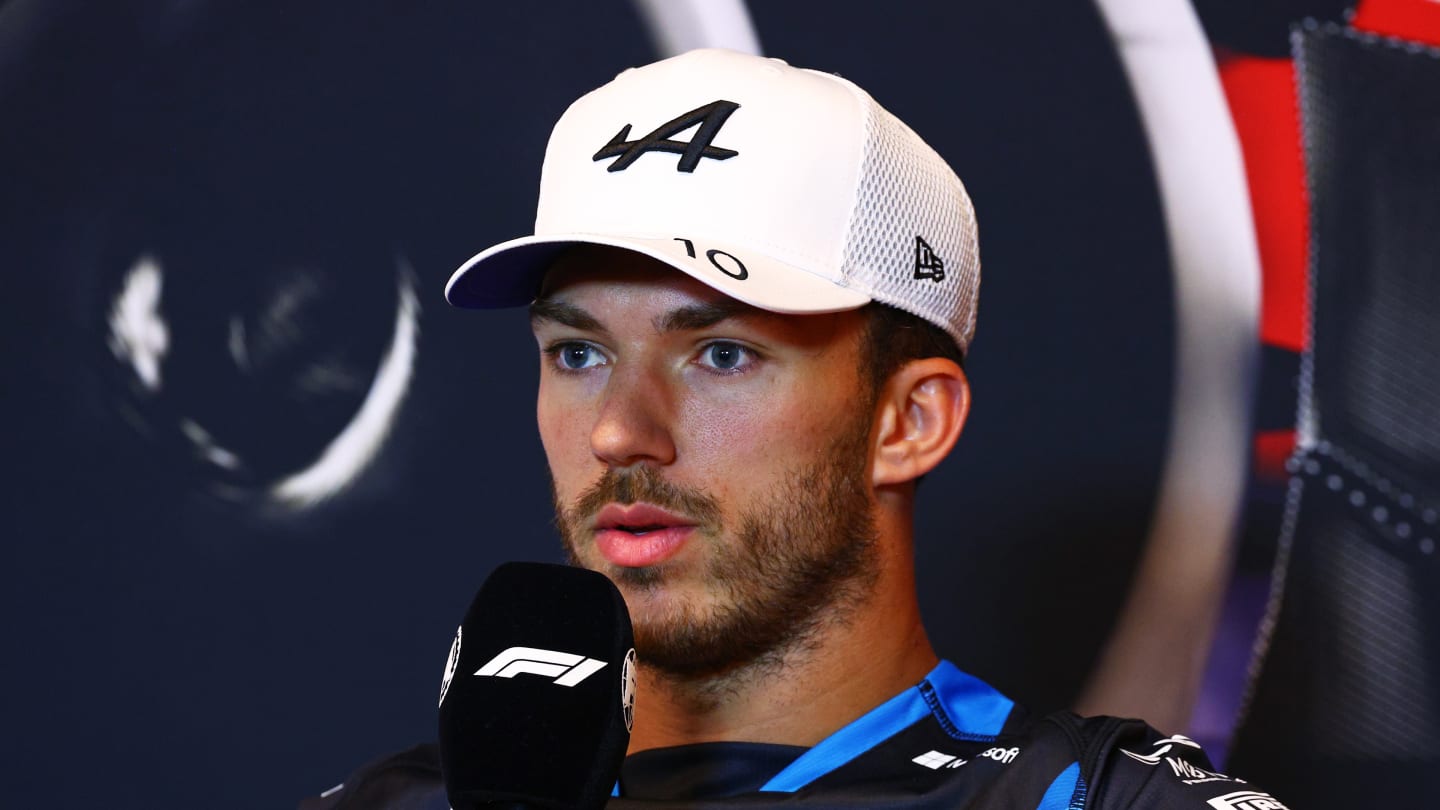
top-left (438, 562), bottom-right (636, 810)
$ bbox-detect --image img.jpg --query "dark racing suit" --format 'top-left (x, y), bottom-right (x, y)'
top-left (301, 661), bottom-right (1286, 809)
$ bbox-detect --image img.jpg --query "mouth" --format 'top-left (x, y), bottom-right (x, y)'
top-left (595, 502), bottom-right (691, 531)
top-left (592, 502), bottom-right (696, 568)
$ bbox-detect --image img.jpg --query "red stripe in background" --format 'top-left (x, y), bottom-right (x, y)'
top-left (1253, 429), bottom-right (1299, 485)
top-left (1216, 54), bottom-right (1310, 353)
top-left (1353, 0), bottom-right (1440, 46)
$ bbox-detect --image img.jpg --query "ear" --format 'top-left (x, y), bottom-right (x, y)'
top-left (872, 358), bottom-right (970, 487)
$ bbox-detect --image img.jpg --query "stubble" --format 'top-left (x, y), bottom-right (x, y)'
top-left (552, 417), bottom-right (880, 689)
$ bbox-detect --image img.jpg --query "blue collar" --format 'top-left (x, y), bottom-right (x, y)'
top-left (760, 660), bottom-right (1014, 792)
top-left (612, 660), bottom-right (1014, 799)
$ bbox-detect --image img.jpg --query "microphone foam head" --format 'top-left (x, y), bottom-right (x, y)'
top-left (439, 562), bottom-right (635, 810)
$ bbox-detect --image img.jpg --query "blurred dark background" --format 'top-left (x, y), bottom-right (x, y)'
top-left (2, 1), bottom-right (1198, 806)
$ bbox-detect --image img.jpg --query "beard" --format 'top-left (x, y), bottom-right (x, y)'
top-left (552, 420), bottom-right (880, 683)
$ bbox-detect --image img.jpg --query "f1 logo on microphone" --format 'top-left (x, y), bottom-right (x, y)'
top-left (475, 646), bottom-right (607, 687)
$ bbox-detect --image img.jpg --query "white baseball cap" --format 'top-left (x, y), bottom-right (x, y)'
top-left (445, 48), bottom-right (981, 354)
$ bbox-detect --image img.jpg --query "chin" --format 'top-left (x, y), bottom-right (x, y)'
top-left (569, 549), bottom-right (717, 622)
top-left (615, 571), bottom-right (713, 620)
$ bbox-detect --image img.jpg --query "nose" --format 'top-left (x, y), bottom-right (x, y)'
top-left (590, 361), bottom-right (676, 469)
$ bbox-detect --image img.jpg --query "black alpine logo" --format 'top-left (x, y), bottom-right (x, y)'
top-left (593, 100), bottom-right (741, 173)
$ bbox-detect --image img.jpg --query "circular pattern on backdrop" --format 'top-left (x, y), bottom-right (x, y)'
top-left (94, 222), bottom-right (419, 514)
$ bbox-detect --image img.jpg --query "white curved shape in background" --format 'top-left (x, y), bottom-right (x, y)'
top-left (270, 261), bottom-right (421, 509)
top-left (630, 0), bottom-right (762, 57)
top-left (108, 255), bottom-right (169, 392)
top-left (1079, 0), bottom-right (1261, 733)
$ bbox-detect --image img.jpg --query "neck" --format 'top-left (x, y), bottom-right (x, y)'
top-left (627, 498), bottom-right (936, 753)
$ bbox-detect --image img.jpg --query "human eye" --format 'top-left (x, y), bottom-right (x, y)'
top-left (695, 341), bottom-right (755, 373)
top-left (544, 341), bottom-right (608, 372)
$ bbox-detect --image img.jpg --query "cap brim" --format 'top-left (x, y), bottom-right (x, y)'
top-left (445, 233), bottom-right (872, 315)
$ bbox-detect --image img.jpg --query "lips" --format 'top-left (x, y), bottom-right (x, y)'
top-left (593, 502), bottom-right (695, 568)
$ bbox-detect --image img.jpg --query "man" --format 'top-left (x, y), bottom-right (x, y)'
top-left (306, 48), bottom-right (1284, 809)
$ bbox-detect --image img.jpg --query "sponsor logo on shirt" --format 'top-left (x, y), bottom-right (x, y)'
top-left (980, 746), bottom-right (1019, 764)
top-left (1121, 735), bottom-right (1203, 765)
top-left (1122, 736), bottom-right (1243, 787)
top-left (1166, 757), bottom-right (1237, 786)
top-left (912, 750), bottom-right (967, 770)
top-left (1207, 790), bottom-right (1290, 810)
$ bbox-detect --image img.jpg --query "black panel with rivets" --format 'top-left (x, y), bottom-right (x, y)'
top-left (1228, 22), bottom-right (1440, 809)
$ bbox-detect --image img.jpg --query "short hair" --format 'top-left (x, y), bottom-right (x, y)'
top-left (859, 303), bottom-right (967, 396)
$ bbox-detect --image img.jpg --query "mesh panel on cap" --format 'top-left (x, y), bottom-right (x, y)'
top-left (839, 90), bottom-right (980, 354)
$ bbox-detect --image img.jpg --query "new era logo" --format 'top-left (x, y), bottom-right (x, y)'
top-left (476, 646), bottom-right (607, 687)
top-left (914, 236), bottom-right (945, 282)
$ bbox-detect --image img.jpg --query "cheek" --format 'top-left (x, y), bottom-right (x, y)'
top-left (536, 382), bottom-right (593, 498)
top-left (676, 375), bottom-right (847, 498)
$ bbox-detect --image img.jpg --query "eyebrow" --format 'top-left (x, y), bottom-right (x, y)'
top-left (529, 299), bottom-right (603, 332)
top-left (530, 296), bottom-right (755, 334)
top-left (654, 300), bottom-right (753, 332)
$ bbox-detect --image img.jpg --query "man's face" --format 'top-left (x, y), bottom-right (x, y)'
top-left (532, 247), bottom-right (881, 680)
